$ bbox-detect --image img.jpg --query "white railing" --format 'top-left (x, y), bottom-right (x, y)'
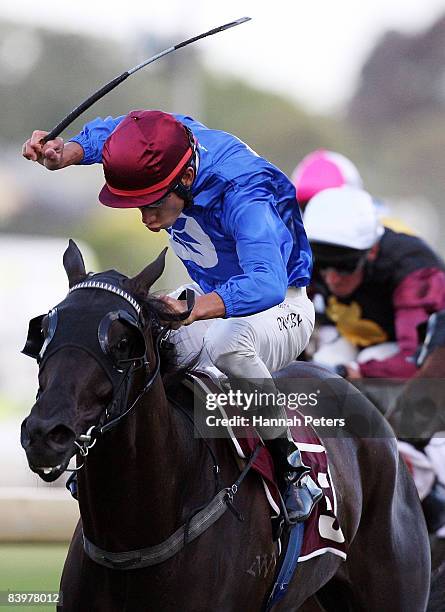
top-left (0, 487), bottom-right (79, 542)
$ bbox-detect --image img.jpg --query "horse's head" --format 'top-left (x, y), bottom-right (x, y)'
top-left (20, 239), bottom-right (173, 481)
top-left (389, 310), bottom-right (445, 445)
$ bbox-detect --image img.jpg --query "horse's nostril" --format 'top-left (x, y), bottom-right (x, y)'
top-left (46, 425), bottom-right (75, 449)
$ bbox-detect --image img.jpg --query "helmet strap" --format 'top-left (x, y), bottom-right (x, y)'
top-left (173, 180), bottom-right (194, 208)
top-left (173, 146), bottom-right (197, 208)
top-left (169, 126), bottom-right (198, 208)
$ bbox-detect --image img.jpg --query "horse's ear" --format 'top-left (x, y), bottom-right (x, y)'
top-left (125, 248), bottom-right (168, 297)
top-left (63, 239), bottom-right (87, 288)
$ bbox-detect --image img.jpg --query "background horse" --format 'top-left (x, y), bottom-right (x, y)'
top-left (20, 240), bottom-right (433, 611)
top-left (388, 310), bottom-right (445, 446)
top-left (388, 310), bottom-right (445, 575)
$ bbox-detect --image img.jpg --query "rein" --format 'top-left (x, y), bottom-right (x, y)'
top-left (75, 327), bottom-right (168, 453)
top-left (70, 328), bottom-right (168, 470)
top-left (70, 282), bottom-right (195, 453)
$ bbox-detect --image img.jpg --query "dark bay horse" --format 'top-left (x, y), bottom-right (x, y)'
top-left (20, 240), bottom-right (433, 611)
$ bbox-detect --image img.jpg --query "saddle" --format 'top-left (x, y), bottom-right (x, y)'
top-left (182, 370), bottom-right (322, 524)
top-left (181, 369), bottom-right (346, 611)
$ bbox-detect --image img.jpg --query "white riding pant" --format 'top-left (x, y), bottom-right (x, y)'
top-left (169, 283), bottom-right (314, 377)
top-left (312, 325), bottom-right (399, 369)
top-left (398, 436), bottom-right (445, 536)
top-left (168, 283), bottom-right (315, 438)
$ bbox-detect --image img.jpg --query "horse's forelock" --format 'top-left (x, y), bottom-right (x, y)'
top-left (140, 295), bottom-right (185, 324)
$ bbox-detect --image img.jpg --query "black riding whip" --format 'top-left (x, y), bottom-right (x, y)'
top-left (42, 17), bottom-right (251, 143)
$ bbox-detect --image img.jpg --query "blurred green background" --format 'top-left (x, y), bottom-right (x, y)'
top-left (1, 6), bottom-right (445, 605)
top-left (0, 544), bottom-right (67, 611)
top-left (2, 13), bottom-right (445, 272)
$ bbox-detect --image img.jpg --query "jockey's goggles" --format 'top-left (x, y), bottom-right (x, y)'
top-left (311, 242), bottom-right (369, 276)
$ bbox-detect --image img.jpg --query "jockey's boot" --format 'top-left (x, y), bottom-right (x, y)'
top-left (265, 437), bottom-right (323, 524)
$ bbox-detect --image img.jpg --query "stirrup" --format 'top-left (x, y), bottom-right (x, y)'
top-left (286, 446), bottom-right (311, 484)
top-left (283, 475), bottom-right (323, 525)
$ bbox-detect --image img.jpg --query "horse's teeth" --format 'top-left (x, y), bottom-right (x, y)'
top-left (40, 464), bottom-right (61, 474)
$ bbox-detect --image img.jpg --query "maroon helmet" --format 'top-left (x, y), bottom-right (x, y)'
top-left (99, 110), bottom-right (195, 208)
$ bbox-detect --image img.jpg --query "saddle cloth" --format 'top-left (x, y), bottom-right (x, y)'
top-left (187, 372), bottom-right (347, 562)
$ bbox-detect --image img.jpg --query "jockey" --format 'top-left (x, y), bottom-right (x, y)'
top-left (291, 149), bottom-right (415, 235)
top-left (23, 109), bottom-right (318, 522)
top-left (303, 185), bottom-right (445, 379)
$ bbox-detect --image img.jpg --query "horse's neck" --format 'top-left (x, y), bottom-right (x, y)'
top-left (77, 378), bottom-right (205, 550)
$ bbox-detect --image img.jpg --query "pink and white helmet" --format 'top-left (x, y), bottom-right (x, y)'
top-left (291, 149), bottom-right (363, 208)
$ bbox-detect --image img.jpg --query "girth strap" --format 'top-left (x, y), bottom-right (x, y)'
top-left (82, 489), bottom-right (229, 570)
top-left (82, 445), bottom-right (261, 570)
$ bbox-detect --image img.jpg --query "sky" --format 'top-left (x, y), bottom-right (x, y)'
top-left (1, 0), bottom-right (445, 113)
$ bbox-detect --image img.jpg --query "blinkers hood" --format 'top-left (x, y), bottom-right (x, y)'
top-left (22, 271), bottom-right (147, 389)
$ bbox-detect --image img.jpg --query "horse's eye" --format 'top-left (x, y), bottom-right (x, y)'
top-left (116, 338), bottom-right (129, 352)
